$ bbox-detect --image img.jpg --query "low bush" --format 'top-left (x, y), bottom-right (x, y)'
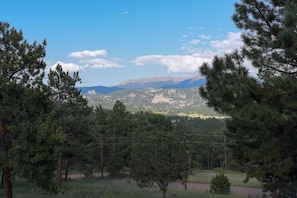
top-left (210, 173), bottom-right (231, 194)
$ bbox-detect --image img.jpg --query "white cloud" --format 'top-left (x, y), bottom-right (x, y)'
top-left (210, 32), bottom-right (242, 53)
top-left (181, 31), bottom-right (243, 55)
top-left (119, 11), bottom-right (128, 15)
top-left (50, 61), bottom-right (85, 72)
top-left (132, 55), bottom-right (212, 73)
top-left (68, 50), bottom-right (107, 59)
top-left (189, 39), bottom-right (200, 45)
top-left (199, 34), bottom-right (211, 39)
top-left (132, 32), bottom-right (245, 74)
top-left (79, 58), bottom-right (123, 68)
top-left (187, 26), bottom-right (204, 30)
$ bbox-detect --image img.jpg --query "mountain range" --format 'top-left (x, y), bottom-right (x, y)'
top-left (79, 75), bottom-right (206, 94)
top-left (80, 76), bottom-right (222, 118)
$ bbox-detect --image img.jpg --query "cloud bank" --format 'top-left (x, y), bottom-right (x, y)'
top-left (132, 31), bottom-right (243, 74)
top-left (50, 61), bottom-right (85, 72)
top-left (49, 32), bottom-right (245, 78)
top-left (132, 55), bottom-right (211, 73)
top-left (50, 49), bottom-right (123, 72)
top-left (68, 50), bottom-right (107, 59)
top-left (80, 58), bottom-right (123, 68)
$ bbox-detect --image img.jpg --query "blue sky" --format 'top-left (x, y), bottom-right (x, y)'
top-left (1, 0), bottom-right (242, 87)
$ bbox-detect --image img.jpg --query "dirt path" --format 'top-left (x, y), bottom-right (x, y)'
top-left (68, 174), bottom-right (270, 197)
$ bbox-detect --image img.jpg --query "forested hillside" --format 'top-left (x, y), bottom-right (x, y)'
top-left (85, 87), bottom-right (222, 117)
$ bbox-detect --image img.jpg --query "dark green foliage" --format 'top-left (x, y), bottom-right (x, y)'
top-left (12, 119), bottom-right (64, 192)
top-left (232, 0), bottom-right (297, 75)
top-left (199, 0), bottom-right (297, 196)
top-left (130, 113), bottom-right (188, 198)
top-left (48, 64), bottom-right (93, 185)
top-left (279, 180), bottom-right (297, 198)
top-left (0, 21), bottom-right (61, 196)
top-left (210, 173), bottom-right (231, 194)
top-left (171, 116), bottom-right (228, 170)
top-left (93, 105), bottom-right (110, 177)
top-left (106, 100), bottom-right (132, 176)
top-left (200, 53), bottom-right (297, 194)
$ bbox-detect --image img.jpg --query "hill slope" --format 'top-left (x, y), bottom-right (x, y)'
top-left (85, 87), bottom-right (220, 117)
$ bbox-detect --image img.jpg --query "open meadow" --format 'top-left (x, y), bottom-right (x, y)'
top-left (0, 179), bottom-right (257, 198)
top-left (0, 170), bottom-right (266, 198)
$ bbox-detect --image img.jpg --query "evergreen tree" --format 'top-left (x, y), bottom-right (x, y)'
top-left (48, 64), bottom-right (92, 187)
top-left (172, 117), bottom-right (228, 170)
top-left (0, 22), bottom-right (61, 198)
top-left (199, 1), bottom-right (297, 196)
top-left (232, 0), bottom-right (297, 76)
top-left (130, 113), bottom-right (188, 198)
top-left (106, 100), bottom-right (132, 176)
top-left (93, 105), bottom-right (110, 178)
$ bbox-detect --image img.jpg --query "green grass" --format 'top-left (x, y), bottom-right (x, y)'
top-left (188, 170), bottom-right (262, 188)
top-left (0, 170), bottom-right (263, 197)
top-left (0, 178), bottom-right (251, 198)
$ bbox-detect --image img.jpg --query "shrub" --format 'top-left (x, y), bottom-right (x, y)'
top-left (210, 173), bottom-right (231, 194)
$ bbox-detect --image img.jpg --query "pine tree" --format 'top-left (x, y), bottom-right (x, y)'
top-left (93, 105), bottom-right (109, 178)
top-left (0, 22), bottom-right (61, 198)
top-left (106, 100), bottom-right (132, 176)
top-left (48, 64), bottom-right (92, 187)
top-left (232, 0), bottom-right (297, 75)
top-left (130, 113), bottom-right (188, 198)
top-left (199, 1), bottom-right (297, 196)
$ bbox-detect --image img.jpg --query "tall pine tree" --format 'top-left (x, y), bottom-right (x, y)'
top-left (93, 105), bottom-right (109, 178)
top-left (0, 22), bottom-right (61, 198)
top-left (106, 100), bottom-right (132, 176)
top-left (130, 113), bottom-right (188, 198)
top-left (48, 64), bottom-right (92, 187)
top-left (199, 1), bottom-right (297, 197)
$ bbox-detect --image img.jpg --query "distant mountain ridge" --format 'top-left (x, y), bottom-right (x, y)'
top-left (85, 87), bottom-right (220, 117)
top-left (79, 75), bottom-right (205, 94)
top-left (81, 76), bottom-right (222, 118)
top-left (80, 85), bottom-right (123, 95)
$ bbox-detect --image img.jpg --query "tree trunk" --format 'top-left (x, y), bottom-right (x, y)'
top-left (4, 167), bottom-right (12, 198)
top-left (57, 157), bottom-right (62, 188)
top-left (271, 177), bottom-right (278, 198)
top-left (272, 190), bottom-right (278, 198)
top-left (64, 159), bottom-right (69, 180)
top-left (189, 150), bottom-right (192, 169)
top-left (162, 189), bottom-right (167, 198)
top-left (207, 147), bottom-right (210, 170)
top-left (156, 181), bottom-right (168, 198)
top-left (224, 135), bottom-right (228, 169)
top-left (183, 129), bottom-right (187, 190)
top-left (100, 133), bottom-right (104, 178)
top-left (1, 167), bottom-right (4, 188)
top-left (112, 129), bottom-right (115, 157)
top-left (0, 120), bottom-right (12, 198)
top-left (220, 158), bottom-right (223, 169)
